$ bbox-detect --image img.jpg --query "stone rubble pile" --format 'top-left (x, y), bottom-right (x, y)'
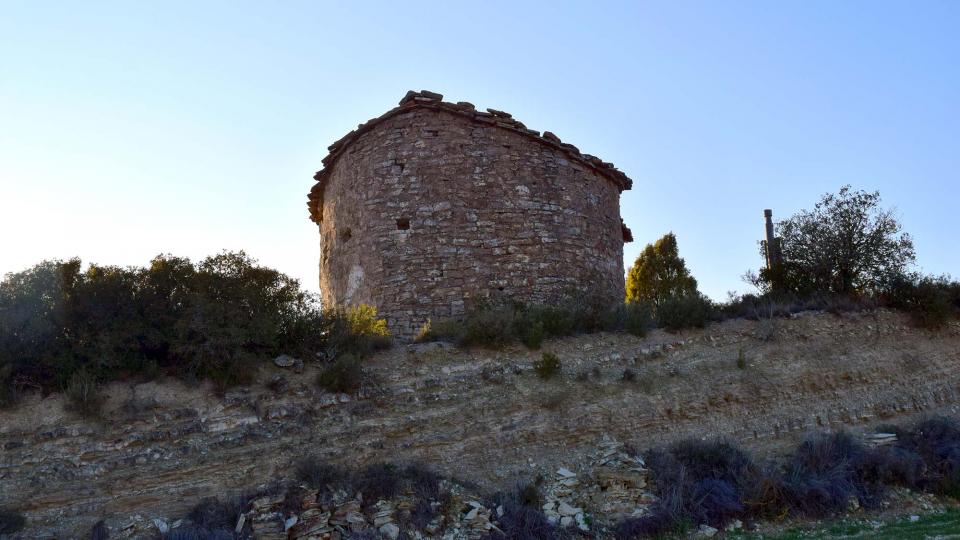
top-left (584, 435), bottom-right (656, 520)
top-left (540, 435), bottom-right (656, 532)
top-left (196, 438), bottom-right (655, 540)
top-left (235, 482), bottom-right (504, 540)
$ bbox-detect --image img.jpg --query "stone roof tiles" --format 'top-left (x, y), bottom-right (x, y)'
top-left (308, 90), bottom-right (633, 224)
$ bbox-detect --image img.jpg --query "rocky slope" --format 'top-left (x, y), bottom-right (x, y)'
top-left (1, 309), bottom-right (958, 538)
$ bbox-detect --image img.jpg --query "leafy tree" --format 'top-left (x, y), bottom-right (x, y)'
top-left (0, 259), bottom-right (80, 396)
top-left (626, 232), bottom-right (699, 306)
top-left (0, 251), bottom-right (390, 402)
top-left (761, 186), bottom-right (914, 295)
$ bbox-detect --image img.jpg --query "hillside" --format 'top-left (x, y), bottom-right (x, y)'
top-left (1, 309), bottom-right (959, 537)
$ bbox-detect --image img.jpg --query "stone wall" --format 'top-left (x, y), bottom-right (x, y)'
top-left (312, 91), bottom-right (632, 338)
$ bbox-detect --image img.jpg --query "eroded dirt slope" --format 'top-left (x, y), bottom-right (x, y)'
top-left (1, 309), bottom-right (958, 537)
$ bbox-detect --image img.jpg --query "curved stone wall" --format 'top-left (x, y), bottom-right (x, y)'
top-left (314, 92), bottom-right (632, 338)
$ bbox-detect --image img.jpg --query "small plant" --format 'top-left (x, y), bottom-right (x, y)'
top-left (0, 507), bottom-right (25, 534)
top-left (736, 348), bottom-right (747, 370)
top-left (516, 318), bottom-right (545, 350)
top-left (316, 355), bottom-right (363, 393)
top-left (533, 352), bottom-right (561, 379)
top-left (65, 369), bottom-right (104, 418)
top-left (413, 319), bottom-right (433, 342)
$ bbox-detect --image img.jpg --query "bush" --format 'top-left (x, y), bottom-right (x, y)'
top-left (533, 353), bottom-right (561, 380)
top-left (90, 519), bottom-right (109, 540)
top-left (622, 302), bottom-right (654, 337)
top-left (295, 457), bottom-right (352, 492)
top-left (780, 432), bottom-right (882, 515)
top-left (0, 252), bottom-right (379, 396)
top-left (656, 294), bottom-right (712, 332)
top-left (418, 297), bottom-right (654, 350)
top-left (316, 355), bottom-right (363, 393)
top-left (0, 508), bottom-right (25, 534)
top-left (886, 275), bottom-right (960, 330)
top-left (487, 483), bottom-right (562, 540)
top-left (462, 305), bottom-right (517, 348)
top-left (188, 496), bottom-right (246, 530)
top-left (626, 439), bottom-right (754, 532)
top-left (65, 369), bottom-right (104, 418)
top-left (355, 463), bottom-right (403, 505)
top-left (292, 458), bottom-right (447, 512)
top-left (884, 416), bottom-right (960, 496)
top-left (402, 463), bottom-right (444, 501)
top-left (321, 305), bottom-right (392, 359)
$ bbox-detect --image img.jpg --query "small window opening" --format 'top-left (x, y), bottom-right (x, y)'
top-left (424, 129), bottom-right (439, 137)
top-left (396, 218), bottom-right (410, 230)
top-left (339, 227), bottom-right (352, 242)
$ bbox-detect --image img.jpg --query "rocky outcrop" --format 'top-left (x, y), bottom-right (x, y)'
top-left (1, 310), bottom-right (958, 537)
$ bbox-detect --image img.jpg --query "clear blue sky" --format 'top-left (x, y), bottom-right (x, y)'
top-left (2, 1), bottom-right (957, 301)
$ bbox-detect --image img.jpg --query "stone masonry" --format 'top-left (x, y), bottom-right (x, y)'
top-left (308, 90), bottom-right (634, 338)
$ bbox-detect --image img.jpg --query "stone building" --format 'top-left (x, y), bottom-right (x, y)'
top-left (308, 90), bottom-right (633, 338)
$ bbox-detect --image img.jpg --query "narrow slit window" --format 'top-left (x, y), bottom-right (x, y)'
top-left (396, 218), bottom-right (410, 230)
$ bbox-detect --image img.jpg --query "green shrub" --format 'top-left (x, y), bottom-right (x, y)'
top-left (317, 355), bottom-right (363, 393)
top-left (514, 317), bottom-right (545, 350)
top-left (736, 348), bottom-right (747, 370)
top-left (0, 252), bottom-right (386, 397)
top-left (533, 352), bottom-right (561, 379)
top-left (65, 369), bottom-right (104, 418)
top-left (886, 275), bottom-right (960, 330)
top-left (461, 305), bottom-right (516, 347)
top-left (657, 294), bottom-right (713, 332)
top-left (620, 302), bottom-right (654, 337)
